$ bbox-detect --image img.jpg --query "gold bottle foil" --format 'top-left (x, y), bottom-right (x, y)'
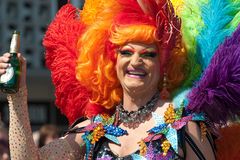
top-left (10, 31), bottom-right (20, 53)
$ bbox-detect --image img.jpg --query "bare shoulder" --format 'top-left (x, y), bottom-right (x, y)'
top-left (185, 121), bottom-right (216, 160)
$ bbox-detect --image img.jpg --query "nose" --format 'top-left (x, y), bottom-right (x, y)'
top-left (130, 53), bottom-right (143, 67)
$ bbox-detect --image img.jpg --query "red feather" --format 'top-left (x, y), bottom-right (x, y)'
top-left (43, 4), bottom-right (106, 124)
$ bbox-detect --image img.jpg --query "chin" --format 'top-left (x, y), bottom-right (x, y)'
top-left (124, 83), bottom-right (147, 92)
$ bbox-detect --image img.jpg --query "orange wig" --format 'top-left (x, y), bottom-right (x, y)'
top-left (76, 0), bottom-right (187, 110)
top-left (44, 0), bottom-right (187, 123)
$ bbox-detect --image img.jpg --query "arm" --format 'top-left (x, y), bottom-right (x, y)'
top-left (1, 53), bottom-right (87, 159)
top-left (8, 87), bottom-right (86, 160)
top-left (8, 86), bottom-right (39, 159)
top-left (185, 121), bottom-right (216, 160)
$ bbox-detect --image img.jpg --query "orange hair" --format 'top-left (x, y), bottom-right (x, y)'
top-left (76, 0), bottom-right (187, 110)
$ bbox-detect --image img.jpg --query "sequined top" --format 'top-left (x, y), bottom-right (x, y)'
top-left (93, 137), bottom-right (182, 160)
top-left (66, 103), bottom-right (214, 160)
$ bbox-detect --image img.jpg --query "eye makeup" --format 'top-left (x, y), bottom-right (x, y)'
top-left (118, 48), bottom-right (157, 58)
top-left (139, 49), bottom-right (157, 58)
top-left (118, 49), bottom-right (135, 56)
top-left (139, 51), bottom-right (157, 58)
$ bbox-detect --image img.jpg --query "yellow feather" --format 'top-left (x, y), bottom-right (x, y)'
top-left (80, 0), bottom-right (105, 25)
top-left (171, 0), bottom-right (184, 15)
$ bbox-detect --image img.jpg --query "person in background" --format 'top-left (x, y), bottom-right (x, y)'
top-left (38, 124), bottom-right (60, 148)
top-left (0, 123), bottom-right (9, 160)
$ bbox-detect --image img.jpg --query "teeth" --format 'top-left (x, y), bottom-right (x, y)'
top-left (128, 71), bottom-right (146, 76)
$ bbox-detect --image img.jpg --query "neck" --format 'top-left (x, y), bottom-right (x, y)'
top-left (122, 88), bottom-right (159, 112)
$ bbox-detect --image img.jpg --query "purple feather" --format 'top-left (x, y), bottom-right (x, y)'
top-left (187, 24), bottom-right (240, 125)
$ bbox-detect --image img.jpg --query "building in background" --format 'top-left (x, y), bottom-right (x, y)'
top-left (0, 0), bottom-right (85, 131)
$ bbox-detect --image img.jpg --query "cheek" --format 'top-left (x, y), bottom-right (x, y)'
top-left (148, 60), bottom-right (160, 73)
top-left (149, 61), bottom-right (161, 81)
top-left (116, 56), bottom-right (128, 72)
top-left (115, 57), bottom-right (124, 77)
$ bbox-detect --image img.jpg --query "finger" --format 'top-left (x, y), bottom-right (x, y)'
top-left (0, 63), bottom-right (10, 69)
top-left (0, 53), bottom-right (11, 63)
top-left (0, 69), bottom-right (6, 74)
top-left (0, 56), bottom-right (10, 63)
top-left (3, 53), bottom-right (11, 58)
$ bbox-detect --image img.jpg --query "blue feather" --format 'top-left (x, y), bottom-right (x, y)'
top-left (196, 0), bottom-right (240, 70)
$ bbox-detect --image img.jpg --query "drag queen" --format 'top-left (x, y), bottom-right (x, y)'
top-left (0, 0), bottom-right (239, 159)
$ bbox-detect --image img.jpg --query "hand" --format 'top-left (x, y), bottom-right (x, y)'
top-left (0, 52), bottom-right (27, 88)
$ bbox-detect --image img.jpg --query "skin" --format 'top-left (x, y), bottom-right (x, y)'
top-left (0, 46), bottom-right (215, 159)
top-left (116, 42), bottom-right (160, 111)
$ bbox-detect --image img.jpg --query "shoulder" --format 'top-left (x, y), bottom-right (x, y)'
top-left (39, 118), bottom-right (91, 159)
top-left (71, 118), bottom-right (91, 129)
top-left (185, 121), bottom-right (216, 160)
top-left (65, 118), bottom-right (91, 143)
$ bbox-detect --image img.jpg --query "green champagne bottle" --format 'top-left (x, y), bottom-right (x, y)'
top-left (0, 31), bottom-right (21, 93)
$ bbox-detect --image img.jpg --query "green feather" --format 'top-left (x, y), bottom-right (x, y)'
top-left (174, 0), bottom-right (240, 97)
top-left (180, 0), bottom-right (207, 54)
top-left (172, 0), bottom-right (207, 96)
top-left (228, 10), bottom-right (240, 31)
top-left (226, 0), bottom-right (240, 35)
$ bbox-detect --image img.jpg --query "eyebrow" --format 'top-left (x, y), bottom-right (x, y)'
top-left (121, 44), bottom-right (157, 50)
top-left (120, 44), bottom-right (135, 50)
top-left (139, 49), bottom-right (157, 54)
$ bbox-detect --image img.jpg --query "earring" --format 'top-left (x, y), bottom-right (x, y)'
top-left (160, 72), bottom-right (170, 100)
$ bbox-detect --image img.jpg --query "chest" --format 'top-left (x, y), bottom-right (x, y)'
top-left (108, 121), bottom-right (155, 157)
top-left (81, 103), bottom-right (203, 159)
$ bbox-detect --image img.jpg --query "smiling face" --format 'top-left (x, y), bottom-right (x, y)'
top-left (116, 42), bottom-right (160, 95)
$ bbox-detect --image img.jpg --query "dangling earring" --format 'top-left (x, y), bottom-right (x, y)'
top-left (160, 72), bottom-right (170, 100)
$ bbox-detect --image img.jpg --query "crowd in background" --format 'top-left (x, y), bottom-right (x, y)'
top-left (0, 116), bottom-right (61, 160)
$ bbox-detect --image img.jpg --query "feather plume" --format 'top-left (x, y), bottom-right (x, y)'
top-left (178, 0), bottom-right (240, 95)
top-left (187, 24), bottom-right (240, 124)
top-left (180, 0), bottom-right (207, 54)
top-left (196, 0), bottom-right (240, 70)
top-left (171, 0), bottom-right (184, 15)
top-left (43, 4), bottom-right (107, 124)
top-left (174, 0), bottom-right (207, 90)
top-left (80, 0), bottom-right (106, 26)
top-left (228, 11), bottom-right (240, 32)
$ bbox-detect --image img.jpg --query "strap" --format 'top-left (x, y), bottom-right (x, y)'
top-left (64, 117), bottom-right (87, 135)
top-left (196, 122), bottom-right (217, 159)
top-left (206, 132), bottom-right (217, 159)
top-left (69, 117), bottom-right (87, 129)
top-left (178, 128), bottom-right (187, 159)
top-left (185, 132), bottom-right (206, 160)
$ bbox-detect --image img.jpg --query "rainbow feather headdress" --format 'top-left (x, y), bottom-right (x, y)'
top-left (43, 0), bottom-right (182, 124)
top-left (43, 0), bottom-right (240, 125)
top-left (172, 0), bottom-right (240, 124)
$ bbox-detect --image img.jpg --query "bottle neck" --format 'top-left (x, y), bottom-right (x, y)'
top-left (10, 52), bottom-right (17, 56)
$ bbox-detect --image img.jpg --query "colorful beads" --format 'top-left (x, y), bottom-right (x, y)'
top-left (164, 103), bottom-right (176, 124)
top-left (101, 114), bottom-right (114, 125)
top-left (200, 122), bottom-right (207, 142)
top-left (148, 123), bottom-right (167, 133)
top-left (104, 125), bottom-right (127, 136)
top-left (138, 140), bottom-right (147, 156)
top-left (101, 113), bottom-right (110, 120)
top-left (91, 124), bottom-right (105, 144)
top-left (161, 140), bottom-right (171, 156)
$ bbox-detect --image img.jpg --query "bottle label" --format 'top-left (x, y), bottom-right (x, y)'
top-left (0, 67), bottom-right (14, 83)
